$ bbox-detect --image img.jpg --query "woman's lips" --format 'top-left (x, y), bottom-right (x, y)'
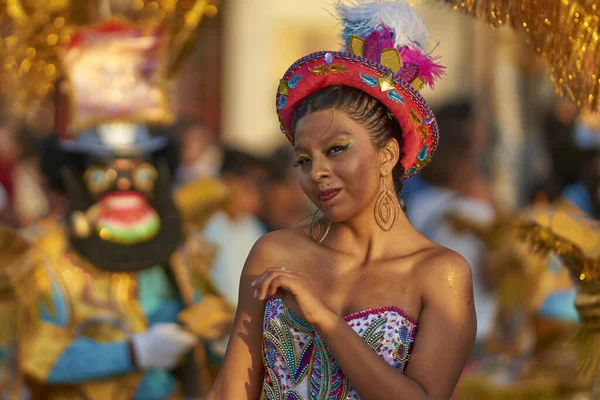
top-left (319, 189), bottom-right (341, 202)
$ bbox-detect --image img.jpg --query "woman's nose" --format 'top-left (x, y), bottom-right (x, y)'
top-left (310, 157), bottom-right (331, 182)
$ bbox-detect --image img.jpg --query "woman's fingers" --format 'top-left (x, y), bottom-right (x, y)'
top-left (251, 268), bottom-right (279, 298)
top-left (253, 268), bottom-right (299, 300)
top-left (267, 276), bottom-right (285, 298)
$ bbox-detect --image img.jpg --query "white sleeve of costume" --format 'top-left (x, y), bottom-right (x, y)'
top-left (205, 212), bottom-right (265, 308)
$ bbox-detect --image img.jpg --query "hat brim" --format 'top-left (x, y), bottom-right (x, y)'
top-left (276, 51), bottom-right (439, 179)
top-left (60, 136), bottom-right (169, 158)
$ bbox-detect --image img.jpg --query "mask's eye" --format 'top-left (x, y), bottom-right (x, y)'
top-left (133, 163), bottom-right (158, 192)
top-left (84, 167), bottom-right (113, 194)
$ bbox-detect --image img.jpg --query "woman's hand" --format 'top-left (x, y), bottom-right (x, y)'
top-left (252, 267), bottom-right (336, 329)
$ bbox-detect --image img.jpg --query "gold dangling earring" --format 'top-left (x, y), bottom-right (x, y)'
top-left (374, 175), bottom-right (399, 231)
top-left (309, 210), bottom-right (332, 244)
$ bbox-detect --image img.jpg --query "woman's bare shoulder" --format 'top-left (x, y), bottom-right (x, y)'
top-left (414, 245), bottom-right (474, 302)
top-left (243, 227), bottom-right (312, 275)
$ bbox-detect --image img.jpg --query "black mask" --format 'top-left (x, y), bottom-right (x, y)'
top-left (63, 160), bottom-right (182, 272)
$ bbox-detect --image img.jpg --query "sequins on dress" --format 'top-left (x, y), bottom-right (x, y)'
top-left (261, 296), bottom-right (418, 400)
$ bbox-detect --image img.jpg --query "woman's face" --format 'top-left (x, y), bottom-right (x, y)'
top-left (293, 109), bottom-right (382, 222)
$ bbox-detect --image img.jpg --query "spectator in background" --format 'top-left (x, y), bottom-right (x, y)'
top-left (175, 119), bottom-right (223, 184)
top-left (11, 125), bottom-right (49, 227)
top-left (0, 183), bottom-right (7, 215)
top-left (0, 122), bottom-right (18, 226)
top-left (203, 148), bottom-right (266, 308)
top-left (38, 132), bottom-right (68, 221)
top-left (529, 100), bottom-right (582, 202)
top-left (561, 109), bottom-right (600, 219)
top-left (406, 101), bottom-right (496, 353)
top-left (260, 145), bottom-right (311, 231)
top-left (0, 122), bottom-right (49, 228)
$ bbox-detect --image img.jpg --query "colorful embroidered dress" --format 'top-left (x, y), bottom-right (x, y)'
top-left (261, 297), bottom-right (418, 400)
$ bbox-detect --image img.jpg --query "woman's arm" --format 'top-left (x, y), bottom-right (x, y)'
top-left (206, 233), bottom-right (282, 400)
top-left (314, 250), bottom-right (477, 400)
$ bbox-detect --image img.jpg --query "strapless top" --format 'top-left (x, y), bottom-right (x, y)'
top-left (261, 296), bottom-right (418, 400)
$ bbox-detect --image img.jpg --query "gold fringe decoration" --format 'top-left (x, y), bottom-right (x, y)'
top-left (443, 0), bottom-right (600, 110)
top-left (571, 326), bottom-right (600, 377)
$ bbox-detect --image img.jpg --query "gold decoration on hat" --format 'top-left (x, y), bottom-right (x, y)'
top-left (411, 76), bottom-right (425, 92)
top-left (278, 80), bottom-right (290, 96)
top-left (349, 34), bottom-right (365, 57)
top-left (380, 48), bottom-right (403, 73)
top-left (445, 0), bottom-right (600, 110)
top-left (308, 63), bottom-right (350, 75)
top-left (377, 73), bottom-right (395, 92)
top-left (409, 109), bottom-right (428, 141)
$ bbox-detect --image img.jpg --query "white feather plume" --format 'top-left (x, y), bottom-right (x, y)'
top-left (333, 0), bottom-right (430, 51)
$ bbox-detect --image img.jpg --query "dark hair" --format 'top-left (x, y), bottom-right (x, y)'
top-left (291, 86), bottom-right (405, 199)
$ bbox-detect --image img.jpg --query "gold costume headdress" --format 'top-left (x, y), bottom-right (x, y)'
top-left (0, 0), bottom-right (217, 125)
top-left (445, 0), bottom-right (599, 110)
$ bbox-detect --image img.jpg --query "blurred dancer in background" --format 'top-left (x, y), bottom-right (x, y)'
top-left (406, 101), bottom-right (496, 356)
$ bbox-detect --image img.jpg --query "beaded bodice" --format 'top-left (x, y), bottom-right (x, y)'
top-left (261, 296), bottom-right (418, 400)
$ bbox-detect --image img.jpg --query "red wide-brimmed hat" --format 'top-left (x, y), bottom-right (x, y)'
top-left (276, 0), bottom-right (444, 179)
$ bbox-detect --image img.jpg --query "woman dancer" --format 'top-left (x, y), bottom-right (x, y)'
top-left (208, 1), bottom-right (476, 398)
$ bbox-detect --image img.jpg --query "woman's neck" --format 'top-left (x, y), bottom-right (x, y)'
top-left (323, 205), bottom-right (421, 262)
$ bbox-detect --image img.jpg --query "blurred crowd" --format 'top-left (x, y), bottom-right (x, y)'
top-left (0, 97), bottom-right (594, 353)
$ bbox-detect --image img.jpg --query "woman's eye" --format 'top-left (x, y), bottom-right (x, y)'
top-left (327, 144), bottom-right (349, 155)
top-left (294, 158), bottom-right (311, 167)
